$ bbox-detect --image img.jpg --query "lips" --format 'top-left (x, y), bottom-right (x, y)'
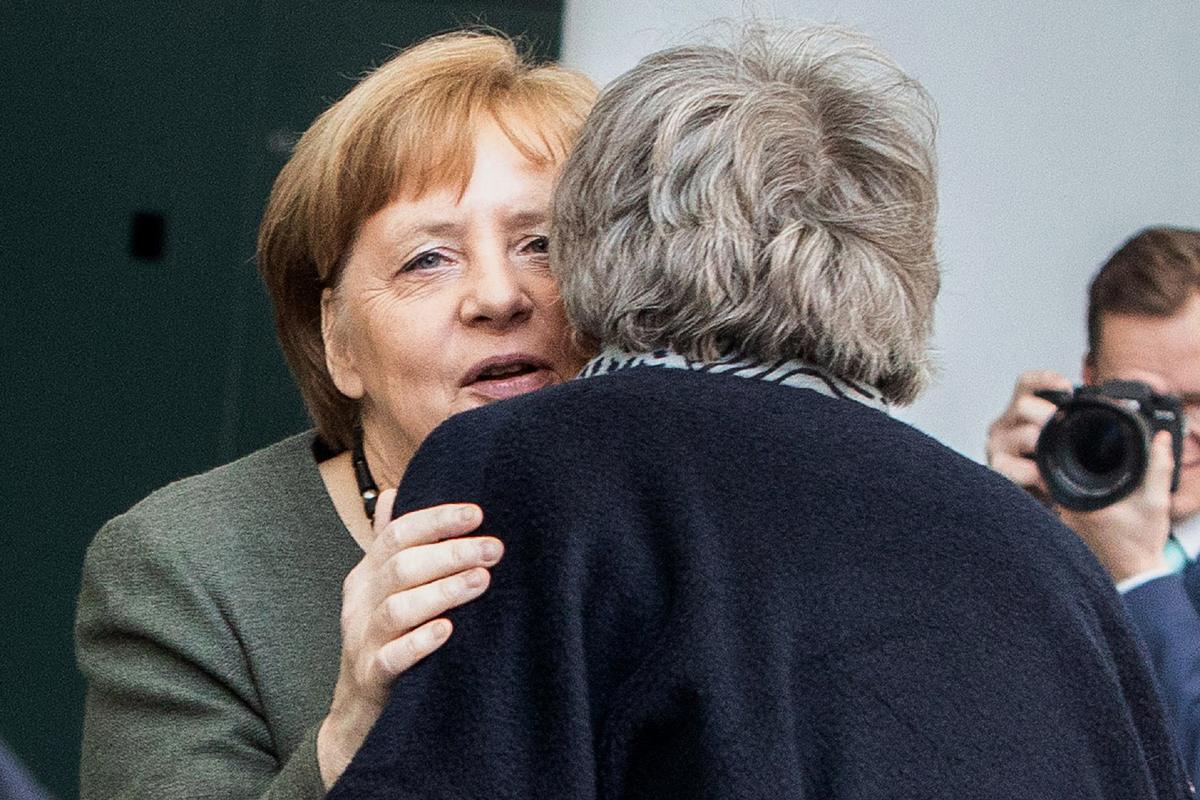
top-left (461, 354), bottom-right (559, 401)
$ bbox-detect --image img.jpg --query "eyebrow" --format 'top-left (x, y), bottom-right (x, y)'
top-left (399, 221), bottom-right (463, 240)
top-left (390, 208), bottom-right (549, 243)
top-left (503, 209), bottom-right (549, 229)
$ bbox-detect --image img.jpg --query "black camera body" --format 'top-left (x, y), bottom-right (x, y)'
top-left (1035, 380), bottom-right (1185, 512)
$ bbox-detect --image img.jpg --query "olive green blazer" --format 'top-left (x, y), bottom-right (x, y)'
top-left (76, 433), bottom-right (361, 799)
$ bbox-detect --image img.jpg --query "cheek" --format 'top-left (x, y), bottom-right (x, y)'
top-left (1174, 468), bottom-right (1200, 520)
top-left (1182, 428), bottom-right (1200, 471)
top-left (1175, 430), bottom-right (1200, 475)
top-left (354, 300), bottom-right (447, 384)
top-left (528, 271), bottom-right (561, 299)
top-left (540, 292), bottom-right (583, 356)
top-left (530, 276), bottom-right (571, 321)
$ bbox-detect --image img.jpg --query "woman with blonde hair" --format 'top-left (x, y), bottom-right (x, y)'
top-left (76, 31), bottom-right (595, 797)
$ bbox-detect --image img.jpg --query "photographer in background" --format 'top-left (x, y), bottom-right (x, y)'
top-left (987, 226), bottom-right (1200, 776)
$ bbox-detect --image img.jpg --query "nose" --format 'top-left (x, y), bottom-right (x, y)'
top-left (459, 253), bottom-right (534, 329)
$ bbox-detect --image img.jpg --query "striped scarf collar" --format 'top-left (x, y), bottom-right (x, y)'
top-left (578, 346), bottom-right (890, 414)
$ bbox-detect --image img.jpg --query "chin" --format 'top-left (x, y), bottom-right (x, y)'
top-left (1173, 500), bottom-right (1200, 524)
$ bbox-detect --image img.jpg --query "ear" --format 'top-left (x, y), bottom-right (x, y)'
top-left (321, 287), bottom-right (365, 400)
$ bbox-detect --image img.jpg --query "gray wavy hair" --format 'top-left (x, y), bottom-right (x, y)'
top-left (551, 24), bottom-right (939, 404)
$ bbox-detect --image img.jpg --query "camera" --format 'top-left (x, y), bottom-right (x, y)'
top-left (1035, 380), bottom-right (1186, 512)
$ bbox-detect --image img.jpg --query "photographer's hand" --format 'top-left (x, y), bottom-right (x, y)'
top-left (986, 370), bottom-right (1074, 502)
top-left (988, 372), bottom-right (1175, 584)
top-left (1058, 431), bottom-right (1175, 583)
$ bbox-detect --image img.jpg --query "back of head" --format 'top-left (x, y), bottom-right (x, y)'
top-left (552, 24), bottom-right (939, 404)
top-left (1087, 227), bottom-right (1200, 355)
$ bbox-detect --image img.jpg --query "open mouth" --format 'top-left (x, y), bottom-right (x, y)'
top-left (461, 354), bottom-right (558, 401)
top-left (472, 362), bottom-right (540, 383)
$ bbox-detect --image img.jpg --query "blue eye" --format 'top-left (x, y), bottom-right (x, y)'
top-left (402, 250), bottom-right (449, 272)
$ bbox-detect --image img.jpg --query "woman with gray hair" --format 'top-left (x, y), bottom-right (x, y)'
top-left (330, 25), bottom-right (1190, 799)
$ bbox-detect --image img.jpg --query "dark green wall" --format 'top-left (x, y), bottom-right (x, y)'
top-left (1, 3), bottom-right (563, 796)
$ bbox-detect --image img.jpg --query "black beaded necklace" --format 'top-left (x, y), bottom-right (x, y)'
top-left (351, 425), bottom-right (380, 522)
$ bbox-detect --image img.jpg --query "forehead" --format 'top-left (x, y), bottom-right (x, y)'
top-left (396, 119), bottom-right (558, 207)
top-left (1094, 293), bottom-right (1200, 394)
top-left (386, 106), bottom-right (567, 204)
top-left (346, 130), bottom-right (556, 266)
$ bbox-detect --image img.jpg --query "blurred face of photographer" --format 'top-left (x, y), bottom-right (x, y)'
top-left (1084, 291), bottom-right (1200, 522)
top-left (986, 229), bottom-right (1200, 583)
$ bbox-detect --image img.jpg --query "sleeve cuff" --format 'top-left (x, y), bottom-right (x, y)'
top-left (260, 724), bottom-right (327, 800)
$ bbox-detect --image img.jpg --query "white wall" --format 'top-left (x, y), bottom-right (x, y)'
top-left (561, 0), bottom-right (1200, 460)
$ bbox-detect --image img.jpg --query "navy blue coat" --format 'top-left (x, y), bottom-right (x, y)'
top-left (330, 366), bottom-right (1190, 799)
top-left (1125, 564), bottom-right (1200, 784)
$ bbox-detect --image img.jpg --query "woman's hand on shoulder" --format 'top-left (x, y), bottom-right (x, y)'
top-left (317, 490), bottom-right (503, 787)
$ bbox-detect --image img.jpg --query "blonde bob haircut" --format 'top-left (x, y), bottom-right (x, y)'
top-left (258, 31), bottom-right (596, 450)
top-left (552, 24), bottom-right (939, 404)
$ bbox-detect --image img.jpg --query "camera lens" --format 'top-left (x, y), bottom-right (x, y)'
top-left (1067, 409), bottom-right (1128, 476)
top-left (1036, 401), bottom-right (1149, 511)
